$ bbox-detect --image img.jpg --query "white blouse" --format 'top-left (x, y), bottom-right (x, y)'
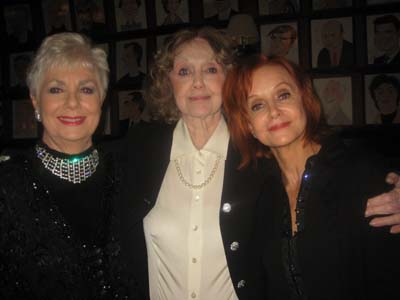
top-left (143, 118), bottom-right (238, 300)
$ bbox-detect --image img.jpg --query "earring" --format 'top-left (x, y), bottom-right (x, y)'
top-left (34, 109), bottom-right (41, 122)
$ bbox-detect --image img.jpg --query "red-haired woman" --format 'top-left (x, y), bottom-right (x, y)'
top-left (223, 55), bottom-right (400, 299)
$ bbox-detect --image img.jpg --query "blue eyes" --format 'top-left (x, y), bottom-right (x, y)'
top-left (48, 86), bottom-right (95, 94)
top-left (176, 66), bottom-right (219, 76)
top-left (278, 92), bottom-right (290, 100)
top-left (81, 87), bottom-right (94, 94)
top-left (178, 68), bottom-right (190, 76)
top-left (49, 87), bottom-right (62, 94)
top-left (250, 92), bottom-right (291, 112)
top-left (251, 103), bottom-right (264, 112)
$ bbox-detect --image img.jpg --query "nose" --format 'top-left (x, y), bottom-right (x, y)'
top-left (268, 102), bottom-right (281, 119)
top-left (192, 72), bottom-right (205, 89)
top-left (65, 92), bottom-right (80, 109)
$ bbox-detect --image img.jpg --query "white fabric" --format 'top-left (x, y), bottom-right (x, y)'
top-left (143, 118), bottom-right (237, 300)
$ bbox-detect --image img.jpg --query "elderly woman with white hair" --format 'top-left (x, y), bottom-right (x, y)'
top-left (0, 33), bottom-right (139, 299)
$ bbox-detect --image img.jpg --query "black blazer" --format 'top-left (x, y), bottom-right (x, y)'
top-left (373, 51), bottom-right (400, 65)
top-left (257, 137), bottom-right (400, 299)
top-left (317, 39), bottom-right (354, 67)
top-left (117, 122), bottom-right (267, 300)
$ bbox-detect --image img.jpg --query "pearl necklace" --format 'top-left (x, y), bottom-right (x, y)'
top-left (35, 144), bottom-right (99, 184)
top-left (174, 154), bottom-right (222, 190)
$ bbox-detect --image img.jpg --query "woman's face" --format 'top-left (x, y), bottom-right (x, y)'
top-left (374, 82), bottom-right (399, 114)
top-left (247, 64), bottom-right (307, 151)
top-left (169, 38), bottom-right (226, 123)
top-left (32, 65), bottom-right (103, 153)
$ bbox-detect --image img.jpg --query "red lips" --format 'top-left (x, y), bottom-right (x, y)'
top-left (268, 121), bottom-right (290, 132)
top-left (57, 116), bottom-right (86, 125)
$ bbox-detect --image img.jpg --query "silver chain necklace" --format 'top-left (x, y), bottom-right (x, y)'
top-left (35, 144), bottom-right (99, 184)
top-left (174, 154), bottom-right (222, 190)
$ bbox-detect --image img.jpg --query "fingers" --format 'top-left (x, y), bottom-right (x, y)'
top-left (386, 172), bottom-right (400, 185)
top-left (369, 213), bottom-right (400, 229)
top-left (390, 225), bottom-right (400, 234)
top-left (365, 191), bottom-right (400, 217)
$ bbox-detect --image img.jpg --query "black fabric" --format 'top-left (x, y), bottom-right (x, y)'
top-left (257, 136), bottom-right (400, 300)
top-left (0, 145), bottom-right (141, 299)
top-left (117, 121), bottom-right (268, 300)
top-left (374, 52), bottom-right (400, 65)
top-left (317, 40), bottom-right (354, 67)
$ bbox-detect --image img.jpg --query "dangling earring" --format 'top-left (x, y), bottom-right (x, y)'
top-left (34, 109), bottom-right (41, 122)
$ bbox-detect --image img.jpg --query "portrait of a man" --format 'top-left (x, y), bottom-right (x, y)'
top-left (258, 0), bottom-right (298, 16)
top-left (156, 0), bottom-right (189, 26)
top-left (12, 99), bottom-right (37, 139)
top-left (4, 4), bottom-right (35, 48)
top-left (42, 0), bottom-right (72, 34)
top-left (118, 90), bottom-right (148, 135)
top-left (368, 14), bottom-right (400, 65)
top-left (314, 77), bottom-right (353, 125)
top-left (8, 53), bottom-right (33, 98)
top-left (116, 40), bottom-right (147, 88)
top-left (261, 23), bottom-right (298, 63)
top-left (115, 0), bottom-right (147, 31)
top-left (365, 73), bottom-right (400, 124)
top-left (203, 0), bottom-right (238, 21)
top-left (74, 0), bottom-right (106, 36)
top-left (312, 0), bottom-right (351, 10)
top-left (312, 18), bottom-right (354, 68)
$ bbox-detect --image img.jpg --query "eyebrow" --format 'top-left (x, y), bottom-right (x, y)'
top-left (46, 79), bottom-right (97, 86)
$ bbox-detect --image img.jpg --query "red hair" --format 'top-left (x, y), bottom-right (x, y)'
top-left (223, 55), bottom-right (323, 169)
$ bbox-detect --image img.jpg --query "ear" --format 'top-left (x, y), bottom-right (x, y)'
top-left (31, 94), bottom-right (39, 111)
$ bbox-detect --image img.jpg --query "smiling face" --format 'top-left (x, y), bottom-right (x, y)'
top-left (247, 64), bottom-right (307, 151)
top-left (31, 65), bottom-right (103, 154)
top-left (374, 82), bottom-right (399, 114)
top-left (168, 38), bottom-right (226, 124)
top-left (374, 23), bottom-right (400, 54)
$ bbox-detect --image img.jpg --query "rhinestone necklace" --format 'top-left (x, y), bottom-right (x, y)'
top-left (174, 154), bottom-right (222, 190)
top-left (35, 144), bottom-right (99, 184)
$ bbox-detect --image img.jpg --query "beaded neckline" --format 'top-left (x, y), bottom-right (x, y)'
top-left (35, 143), bottom-right (99, 184)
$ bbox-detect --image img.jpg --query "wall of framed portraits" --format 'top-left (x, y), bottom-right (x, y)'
top-left (0, 0), bottom-right (399, 153)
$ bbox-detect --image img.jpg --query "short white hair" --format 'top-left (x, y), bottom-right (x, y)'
top-left (27, 32), bottom-right (109, 100)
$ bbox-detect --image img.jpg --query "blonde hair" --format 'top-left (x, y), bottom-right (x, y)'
top-left (27, 32), bottom-right (109, 100)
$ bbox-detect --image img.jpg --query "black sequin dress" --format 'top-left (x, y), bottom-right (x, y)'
top-left (0, 143), bottom-right (140, 299)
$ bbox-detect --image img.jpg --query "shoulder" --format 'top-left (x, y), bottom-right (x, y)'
top-left (125, 121), bottom-right (175, 150)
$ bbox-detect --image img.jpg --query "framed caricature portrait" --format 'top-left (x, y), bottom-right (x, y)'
top-left (114, 0), bottom-right (147, 32)
top-left (12, 99), bottom-right (37, 139)
top-left (117, 89), bottom-right (147, 135)
top-left (155, 0), bottom-right (189, 26)
top-left (260, 22), bottom-right (299, 63)
top-left (202, 0), bottom-right (239, 21)
top-left (116, 39), bottom-right (147, 88)
top-left (42, 0), bottom-right (72, 35)
top-left (4, 4), bottom-right (35, 48)
top-left (258, 0), bottom-right (299, 16)
top-left (9, 52), bottom-right (33, 89)
top-left (312, 0), bottom-right (352, 10)
top-left (367, 0), bottom-right (400, 5)
top-left (73, 0), bottom-right (106, 36)
top-left (366, 13), bottom-right (400, 65)
top-left (364, 73), bottom-right (400, 125)
top-left (156, 34), bottom-right (173, 51)
top-left (313, 76), bottom-right (353, 125)
top-left (311, 17), bottom-right (354, 68)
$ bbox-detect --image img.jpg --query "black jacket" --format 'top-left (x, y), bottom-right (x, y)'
top-left (118, 122), bottom-right (267, 300)
top-left (257, 137), bottom-right (400, 299)
top-left (317, 39), bottom-right (354, 67)
top-left (0, 148), bottom-right (140, 299)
